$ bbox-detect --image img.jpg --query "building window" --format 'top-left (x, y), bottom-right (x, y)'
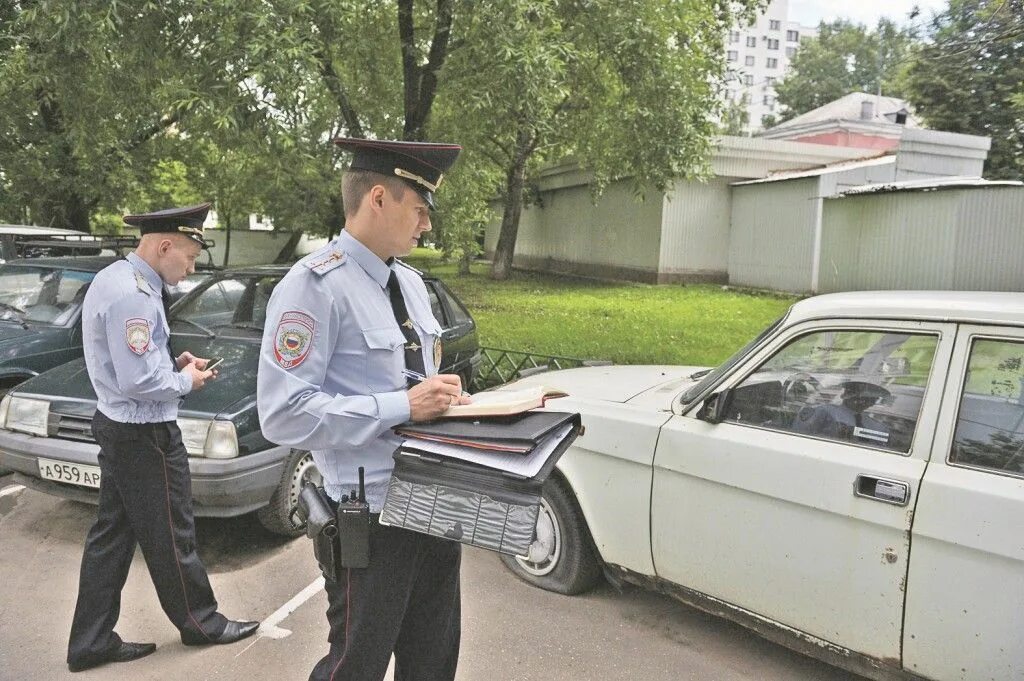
top-left (746, 36), bottom-right (757, 47)
top-left (787, 30), bottom-right (800, 42)
top-left (766, 57), bottom-right (778, 69)
top-left (763, 95), bottom-right (776, 106)
top-left (743, 75), bottom-right (754, 86)
top-left (767, 38), bottom-right (780, 50)
top-left (786, 46), bottom-right (796, 57)
top-left (730, 30), bottom-right (740, 43)
top-left (727, 50), bottom-right (738, 62)
top-left (765, 76), bottom-right (777, 86)
top-left (745, 55), bottom-right (755, 66)
top-left (769, 19), bottom-right (781, 30)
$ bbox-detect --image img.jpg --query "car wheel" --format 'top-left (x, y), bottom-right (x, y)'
top-left (257, 449), bottom-right (322, 537)
top-left (499, 478), bottom-right (602, 595)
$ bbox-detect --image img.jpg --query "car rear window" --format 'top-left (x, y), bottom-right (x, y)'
top-left (950, 337), bottom-right (1024, 478)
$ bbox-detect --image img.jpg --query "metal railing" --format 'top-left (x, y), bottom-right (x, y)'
top-left (471, 346), bottom-right (611, 391)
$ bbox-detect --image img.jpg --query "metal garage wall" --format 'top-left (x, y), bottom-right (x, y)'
top-left (657, 176), bottom-right (736, 283)
top-left (485, 177), bottom-right (664, 281)
top-left (729, 177), bottom-right (819, 292)
top-left (819, 187), bottom-right (1024, 292)
top-left (952, 188), bottom-right (1024, 290)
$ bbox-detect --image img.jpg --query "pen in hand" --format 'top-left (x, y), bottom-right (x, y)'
top-left (402, 369), bottom-right (471, 397)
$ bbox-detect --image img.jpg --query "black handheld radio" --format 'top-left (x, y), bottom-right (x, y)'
top-left (337, 466), bottom-right (370, 568)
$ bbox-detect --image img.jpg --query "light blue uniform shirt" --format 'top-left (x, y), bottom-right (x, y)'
top-left (257, 231), bottom-right (442, 510)
top-left (82, 252), bottom-right (192, 423)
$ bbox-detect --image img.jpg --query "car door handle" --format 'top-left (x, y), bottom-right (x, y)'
top-left (854, 475), bottom-right (910, 506)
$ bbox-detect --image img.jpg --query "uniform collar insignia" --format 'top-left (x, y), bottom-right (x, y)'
top-left (134, 270), bottom-right (149, 293)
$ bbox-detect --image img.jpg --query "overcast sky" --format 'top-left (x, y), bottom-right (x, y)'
top-left (787, 0), bottom-right (949, 28)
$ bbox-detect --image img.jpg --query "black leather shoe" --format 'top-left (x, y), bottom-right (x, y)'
top-left (68, 641), bottom-right (157, 673)
top-left (181, 619), bottom-right (260, 646)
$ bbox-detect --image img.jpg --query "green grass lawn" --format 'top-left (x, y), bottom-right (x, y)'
top-left (407, 249), bottom-right (797, 367)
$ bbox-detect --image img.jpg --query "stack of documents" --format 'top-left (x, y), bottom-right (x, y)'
top-left (381, 410), bottom-right (582, 556)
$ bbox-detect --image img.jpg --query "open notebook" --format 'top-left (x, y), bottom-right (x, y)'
top-left (441, 385), bottom-right (567, 418)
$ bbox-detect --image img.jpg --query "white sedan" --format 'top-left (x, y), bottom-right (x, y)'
top-left (500, 291), bottom-right (1023, 681)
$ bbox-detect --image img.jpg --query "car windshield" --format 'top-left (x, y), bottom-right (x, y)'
top-left (679, 313), bottom-right (788, 405)
top-left (0, 264), bottom-right (94, 326)
top-left (170, 274), bottom-right (282, 336)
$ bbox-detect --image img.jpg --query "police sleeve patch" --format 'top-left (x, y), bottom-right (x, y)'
top-left (125, 318), bottom-right (151, 355)
top-left (274, 310), bottom-right (316, 369)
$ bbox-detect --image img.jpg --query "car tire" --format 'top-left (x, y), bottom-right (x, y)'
top-left (257, 449), bottom-right (322, 537)
top-left (499, 478), bottom-right (602, 595)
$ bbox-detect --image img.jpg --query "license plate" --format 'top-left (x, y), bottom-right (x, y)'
top-left (38, 458), bottom-right (101, 489)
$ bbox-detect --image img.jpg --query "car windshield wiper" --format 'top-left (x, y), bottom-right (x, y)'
top-left (688, 368), bottom-right (713, 380)
top-left (170, 318), bottom-right (215, 338)
top-left (0, 302), bottom-right (29, 328)
top-left (0, 302), bottom-right (26, 316)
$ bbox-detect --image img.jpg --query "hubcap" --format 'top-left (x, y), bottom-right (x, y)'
top-left (287, 452), bottom-right (322, 524)
top-left (515, 498), bottom-right (560, 576)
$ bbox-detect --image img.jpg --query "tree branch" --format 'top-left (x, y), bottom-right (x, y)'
top-left (312, 15), bottom-right (364, 138)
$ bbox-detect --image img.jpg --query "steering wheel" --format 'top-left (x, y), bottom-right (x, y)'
top-left (783, 371), bottom-right (821, 404)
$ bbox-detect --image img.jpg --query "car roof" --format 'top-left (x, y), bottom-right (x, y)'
top-left (787, 291), bottom-right (1024, 326)
top-left (1, 256), bottom-right (121, 272)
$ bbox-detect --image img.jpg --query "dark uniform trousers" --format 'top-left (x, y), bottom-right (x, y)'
top-left (310, 518), bottom-right (461, 681)
top-left (67, 410), bottom-right (227, 666)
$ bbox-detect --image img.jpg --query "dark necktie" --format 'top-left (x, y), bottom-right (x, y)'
top-left (386, 270), bottom-right (426, 384)
top-left (160, 286), bottom-right (176, 364)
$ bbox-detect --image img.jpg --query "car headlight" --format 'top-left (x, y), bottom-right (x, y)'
top-left (4, 396), bottom-right (50, 436)
top-left (177, 417), bottom-right (238, 459)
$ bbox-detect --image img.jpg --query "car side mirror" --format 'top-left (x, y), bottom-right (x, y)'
top-left (698, 389), bottom-right (733, 424)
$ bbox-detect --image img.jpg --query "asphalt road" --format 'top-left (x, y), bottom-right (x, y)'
top-left (0, 475), bottom-right (858, 681)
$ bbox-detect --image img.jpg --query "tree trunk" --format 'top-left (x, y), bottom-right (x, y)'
top-left (273, 232), bottom-right (304, 264)
top-left (458, 250), bottom-right (471, 276)
top-left (35, 91), bottom-right (91, 232)
top-left (222, 212), bottom-right (232, 268)
top-left (490, 130), bottom-right (533, 280)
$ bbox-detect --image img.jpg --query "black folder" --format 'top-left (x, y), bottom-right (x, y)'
top-left (381, 411), bottom-right (582, 556)
top-left (394, 411), bottom-right (579, 453)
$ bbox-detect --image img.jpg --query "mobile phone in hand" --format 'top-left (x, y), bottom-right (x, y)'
top-left (205, 357), bottom-right (224, 371)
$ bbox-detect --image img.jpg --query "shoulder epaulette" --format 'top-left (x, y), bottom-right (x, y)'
top-left (394, 259), bottom-right (422, 276)
top-left (304, 248), bottom-right (347, 276)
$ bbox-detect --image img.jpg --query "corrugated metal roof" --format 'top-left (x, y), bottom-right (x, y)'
top-left (731, 154), bottom-right (893, 186)
top-left (833, 176), bottom-right (1023, 197)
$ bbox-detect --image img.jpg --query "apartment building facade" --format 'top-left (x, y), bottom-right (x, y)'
top-left (725, 0), bottom-right (817, 131)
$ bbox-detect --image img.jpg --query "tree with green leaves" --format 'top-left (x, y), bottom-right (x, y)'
top-left (437, 0), bottom-right (758, 279)
top-left (0, 2), bottom-right (262, 230)
top-left (774, 19), bottom-right (917, 122)
top-left (904, 0), bottom-right (1024, 179)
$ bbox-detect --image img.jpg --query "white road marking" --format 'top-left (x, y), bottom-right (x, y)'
top-left (0, 484), bottom-right (25, 498)
top-left (236, 575), bottom-right (325, 655)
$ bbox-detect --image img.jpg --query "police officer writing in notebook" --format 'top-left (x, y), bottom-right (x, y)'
top-left (257, 138), bottom-right (471, 680)
top-left (67, 204), bottom-right (258, 673)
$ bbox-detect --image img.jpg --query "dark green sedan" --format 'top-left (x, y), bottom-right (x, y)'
top-left (0, 265), bottom-right (481, 535)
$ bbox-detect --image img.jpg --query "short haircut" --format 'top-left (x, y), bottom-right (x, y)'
top-left (341, 169), bottom-right (407, 218)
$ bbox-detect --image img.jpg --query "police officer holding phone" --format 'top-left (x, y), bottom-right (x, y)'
top-left (258, 138), bottom-right (471, 680)
top-left (66, 204), bottom-right (258, 673)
